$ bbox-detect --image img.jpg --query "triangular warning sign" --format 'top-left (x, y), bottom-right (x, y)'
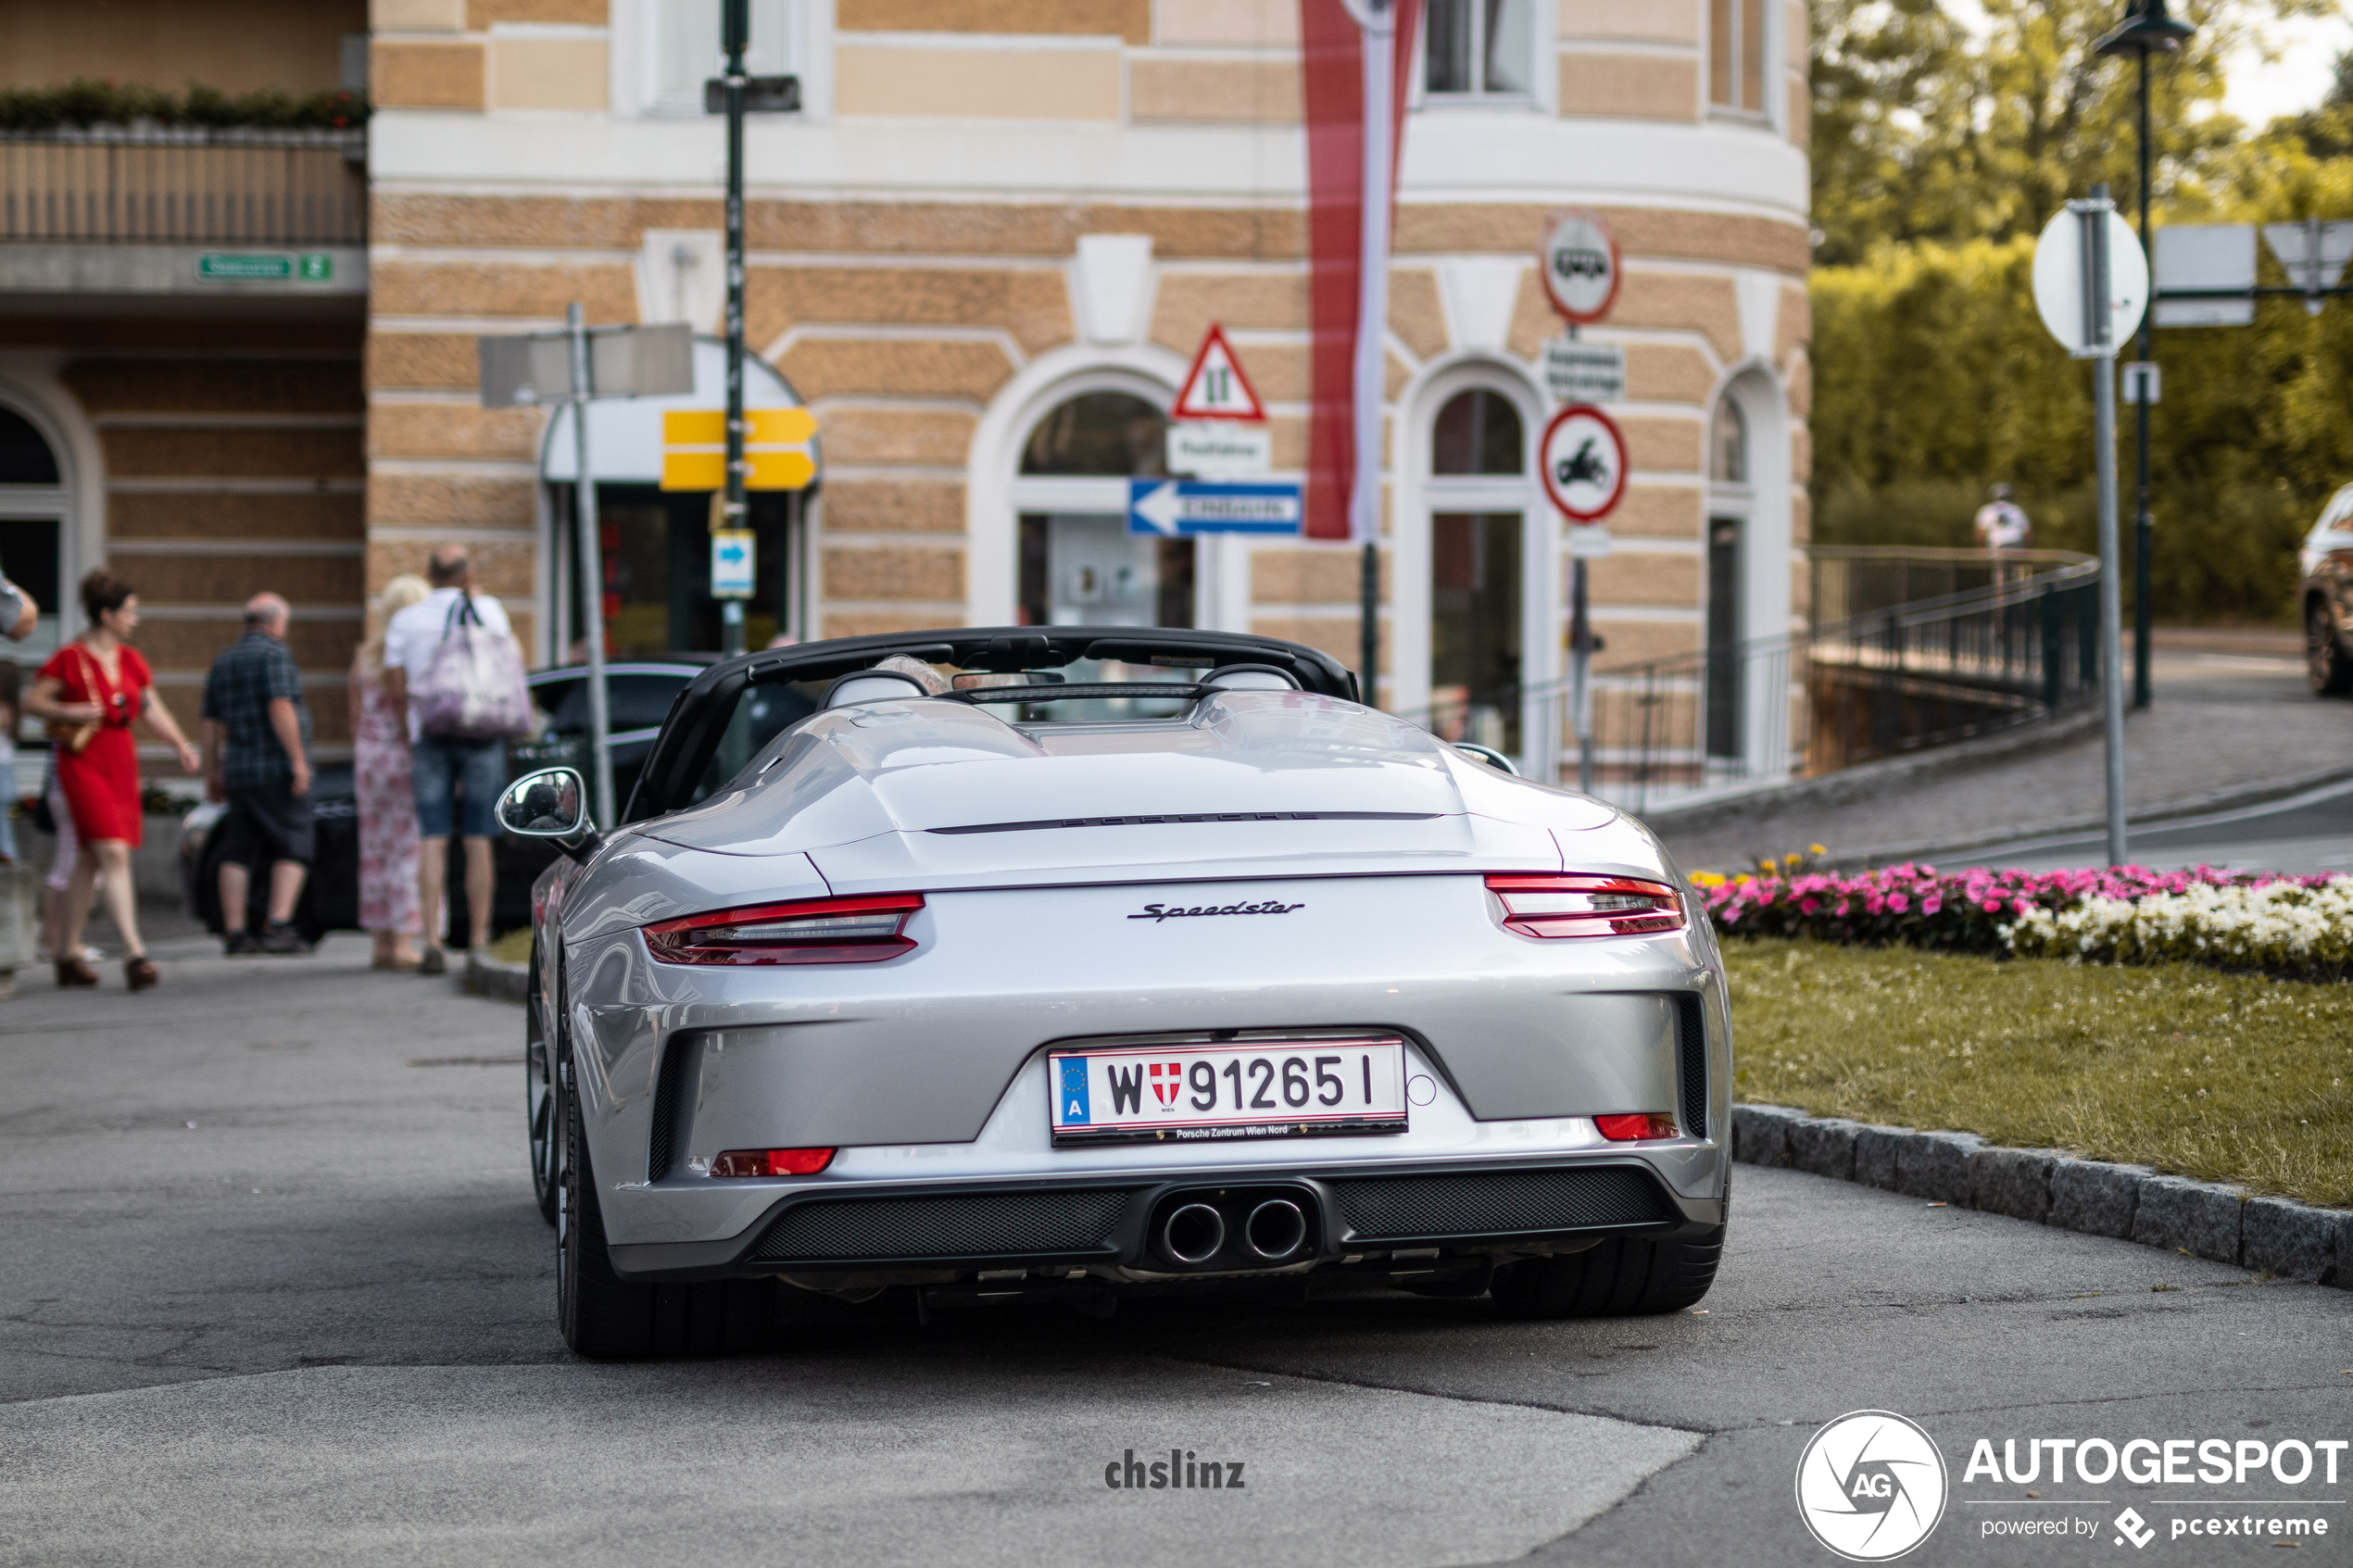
top-left (1172, 323), bottom-right (1267, 421)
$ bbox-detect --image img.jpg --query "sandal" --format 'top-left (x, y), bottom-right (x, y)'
top-left (124, 955), bottom-right (158, 992)
top-left (55, 957), bottom-right (99, 988)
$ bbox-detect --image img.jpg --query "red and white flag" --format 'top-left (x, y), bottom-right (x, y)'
top-left (1301, 0), bottom-right (1422, 542)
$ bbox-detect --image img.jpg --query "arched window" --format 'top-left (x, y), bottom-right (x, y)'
top-left (1020, 391), bottom-right (1167, 477)
top-left (1430, 389), bottom-right (1523, 475)
top-left (0, 402), bottom-right (68, 659)
top-left (1014, 389), bottom-right (1187, 628)
top-left (1711, 395), bottom-right (1748, 485)
top-left (0, 407), bottom-right (59, 484)
top-left (1426, 386), bottom-right (1528, 751)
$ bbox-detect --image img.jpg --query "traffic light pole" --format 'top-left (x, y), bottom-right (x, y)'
top-left (721, 0), bottom-right (749, 659)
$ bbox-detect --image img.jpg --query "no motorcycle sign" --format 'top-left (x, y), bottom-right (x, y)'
top-left (1540, 404), bottom-right (1629, 522)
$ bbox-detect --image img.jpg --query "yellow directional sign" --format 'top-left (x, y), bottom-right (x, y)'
top-left (659, 407), bottom-right (818, 491)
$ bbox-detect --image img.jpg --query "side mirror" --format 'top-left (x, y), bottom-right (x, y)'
top-left (497, 767), bottom-right (600, 859)
top-left (1452, 742), bottom-right (1520, 776)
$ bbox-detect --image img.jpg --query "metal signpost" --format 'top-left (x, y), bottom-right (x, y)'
top-left (1541, 403), bottom-right (1629, 793)
top-left (478, 315), bottom-right (693, 829)
top-left (710, 0), bottom-right (799, 659)
top-left (1538, 209), bottom-right (1623, 792)
top-left (2032, 185), bottom-right (2149, 868)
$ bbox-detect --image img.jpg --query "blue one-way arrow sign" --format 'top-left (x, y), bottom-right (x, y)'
top-left (1128, 478), bottom-right (1302, 535)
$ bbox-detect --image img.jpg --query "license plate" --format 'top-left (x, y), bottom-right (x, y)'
top-left (1050, 1036), bottom-right (1409, 1145)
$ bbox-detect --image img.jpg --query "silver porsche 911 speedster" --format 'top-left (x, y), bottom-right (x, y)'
top-left (497, 627), bottom-right (1731, 1358)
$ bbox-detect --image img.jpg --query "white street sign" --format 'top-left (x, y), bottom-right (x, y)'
top-left (2121, 361), bottom-right (2160, 405)
top-left (2153, 224), bottom-right (2256, 328)
top-left (1127, 479), bottom-right (1302, 535)
top-left (1566, 525), bottom-right (1613, 559)
top-left (1542, 337), bottom-right (1626, 404)
top-left (1540, 209), bottom-right (1621, 324)
top-left (2032, 206), bottom-right (2148, 357)
top-left (1539, 405), bottom-right (1629, 522)
top-left (1166, 421), bottom-right (1273, 478)
top-left (2264, 219), bottom-right (2353, 315)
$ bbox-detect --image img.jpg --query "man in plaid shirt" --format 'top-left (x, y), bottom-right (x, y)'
top-left (201, 593), bottom-right (314, 954)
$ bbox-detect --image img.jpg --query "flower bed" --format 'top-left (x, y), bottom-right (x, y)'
top-left (1692, 858), bottom-right (2351, 980)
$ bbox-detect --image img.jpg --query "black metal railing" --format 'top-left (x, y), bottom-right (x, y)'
top-left (1808, 545), bottom-right (2093, 627)
top-left (0, 127), bottom-right (366, 245)
top-left (1409, 556), bottom-right (2105, 811)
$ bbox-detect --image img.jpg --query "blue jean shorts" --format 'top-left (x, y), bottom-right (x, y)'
top-left (411, 736), bottom-right (507, 839)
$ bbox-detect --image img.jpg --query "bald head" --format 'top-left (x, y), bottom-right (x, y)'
top-left (245, 592), bottom-right (289, 634)
top-left (427, 545), bottom-right (471, 587)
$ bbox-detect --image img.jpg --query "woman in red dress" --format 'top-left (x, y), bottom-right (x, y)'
top-left (25, 571), bottom-right (200, 990)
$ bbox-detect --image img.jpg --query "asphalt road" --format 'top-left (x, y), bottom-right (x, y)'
top-left (1950, 775), bottom-right (2353, 877)
top-left (2, 937), bottom-right (2347, 1567)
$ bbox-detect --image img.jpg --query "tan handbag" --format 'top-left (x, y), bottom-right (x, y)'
top-left (45, 646), bottom-right (108, 754)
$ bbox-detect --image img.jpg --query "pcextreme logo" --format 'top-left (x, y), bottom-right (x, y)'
top-left (1794, 1410), bottom-right (1951, 1562)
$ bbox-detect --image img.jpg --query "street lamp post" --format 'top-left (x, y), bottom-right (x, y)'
top-left (2096, 0), bottom-right (2195, 712)
top-left (720, 0), bottom-right (749, 660)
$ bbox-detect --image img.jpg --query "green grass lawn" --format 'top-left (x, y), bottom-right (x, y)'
top-left (1723, 938), bottom-right (2353, 1209)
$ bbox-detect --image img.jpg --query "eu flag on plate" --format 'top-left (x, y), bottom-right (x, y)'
top-left (1058, 1058), bottom-right (1090, 1125)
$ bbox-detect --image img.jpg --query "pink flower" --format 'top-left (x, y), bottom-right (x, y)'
top-left (1888, 893), bottom-right (1909, 913)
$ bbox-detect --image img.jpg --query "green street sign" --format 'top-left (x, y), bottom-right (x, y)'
top-left (197, 254), bottom-right (292, 280)
top-left (195, 253), bottom-right (335, 282)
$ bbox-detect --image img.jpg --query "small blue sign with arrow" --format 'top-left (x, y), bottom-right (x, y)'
top-left (1128, 478), bottom-right (1302, 536)
top-left (711, 528), bottom-right (756, 598)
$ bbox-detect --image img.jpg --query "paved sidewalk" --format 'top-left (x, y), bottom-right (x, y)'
top-left (1660, 646), bottom-right (2353, 873)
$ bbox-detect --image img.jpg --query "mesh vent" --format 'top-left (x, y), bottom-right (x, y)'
top-left (647, 1035), bottom-right (696, 1183)
top-left (748, 1188), bottom-right (1131, 1263)
top-left (1327, 1166), bottom-right (1672, 1242)
top-left (1675, 992), bottom-right (1709, 1141)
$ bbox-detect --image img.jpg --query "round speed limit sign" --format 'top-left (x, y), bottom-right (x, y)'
top-left (1540, 405), bottom-right (1629, 521)
top-left (1540, 209), bottom-right (1621, 324)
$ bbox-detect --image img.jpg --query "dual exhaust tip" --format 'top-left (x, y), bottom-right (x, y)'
top-left (1158, 1197), bottom-right (1309, 1266)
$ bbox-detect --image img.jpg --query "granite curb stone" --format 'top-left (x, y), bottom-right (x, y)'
top-left (465, 950), bottom-right (530, 1004)
top-left (2241, 1197), bottom-right (2347, 1282)
top-left (1730, 1103), bottom-right (2345, 1288)
top-left (2131, 1174), bottom-right (2246, 1265)
top-left (1785, 1117), bottom-right (1861, 1181)
top-left (1853, 1126), bottom-right (1909, 1191)
top-left (1894, 1130), bottom-right (1982, 1204)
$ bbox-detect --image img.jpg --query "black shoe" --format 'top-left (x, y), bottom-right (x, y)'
top-left (224, 930), bottom-right (257, 956)
top-left (258, 922), bottom-right (308, 955)
top-left (418, 947), bottom-right (447, 976)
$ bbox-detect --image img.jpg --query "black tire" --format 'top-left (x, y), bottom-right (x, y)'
top-left (557, 1062), bottom-right (776, 1359)
top-left (2308, 602), bottom-right (2353, 696)
top-left (1490, 1226), bottom-right (1724, 1319)
top-left (526, 944), bottom-right (560, 1225)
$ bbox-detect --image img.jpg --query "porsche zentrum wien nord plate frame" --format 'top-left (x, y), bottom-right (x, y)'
top-left (1051, 1035), bottom-right (1409, 1145)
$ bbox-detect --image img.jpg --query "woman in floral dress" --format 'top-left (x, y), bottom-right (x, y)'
top-left (351, 575), bottom-right (428, 970)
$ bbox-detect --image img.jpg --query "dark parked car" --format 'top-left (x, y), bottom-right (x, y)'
top-left (2304, 487), bottom-right (2353, 697)
top-left (183, 660), bottom-right (715, 944)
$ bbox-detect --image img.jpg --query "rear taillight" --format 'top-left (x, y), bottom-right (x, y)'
top-left (1485, 874), bottom-right (1685, 938)
top-left (711, 1147), bottom-right (835, 1177)
top-left (1595, 1113), bottom-right (1679, 1141)
top-left (644, 893), bottom-right (923, 966)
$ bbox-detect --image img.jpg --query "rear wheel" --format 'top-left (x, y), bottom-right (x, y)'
top-left (525, 945), bottom-right (559, 1224)
top-left (2308, 602), bottom-right (2353, 696)
top-left (1490, 1226), bottom-right (1723, 1319)
top-left (556, 1064), bottom-right (778, 1359)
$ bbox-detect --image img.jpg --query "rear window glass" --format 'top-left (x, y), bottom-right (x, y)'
top-left (540, 671), bottom-right (692, 735)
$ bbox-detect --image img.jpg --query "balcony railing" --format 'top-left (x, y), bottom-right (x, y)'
top-left (0, 127), bottom-right (365, 245)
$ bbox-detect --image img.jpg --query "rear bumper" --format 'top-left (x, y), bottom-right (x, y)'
top-left (606, 1154), bottom-right (1721, 1284)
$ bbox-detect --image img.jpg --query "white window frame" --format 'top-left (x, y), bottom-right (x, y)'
top-left (1706, 0), bottom-right (1776, 124)
top-left (635, 0), bottom-right (811, 119)
top-left (1414, 0), bottom-right (1544, 108)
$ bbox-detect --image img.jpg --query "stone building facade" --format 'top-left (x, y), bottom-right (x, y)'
top-left (0, 0), bottom-right (1810, 784)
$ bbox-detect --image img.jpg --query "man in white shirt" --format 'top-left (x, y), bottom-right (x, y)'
top-left (382, 545), bottom-right (514, 974)
top-left (1973, 484), bottom-right (2032, 551)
